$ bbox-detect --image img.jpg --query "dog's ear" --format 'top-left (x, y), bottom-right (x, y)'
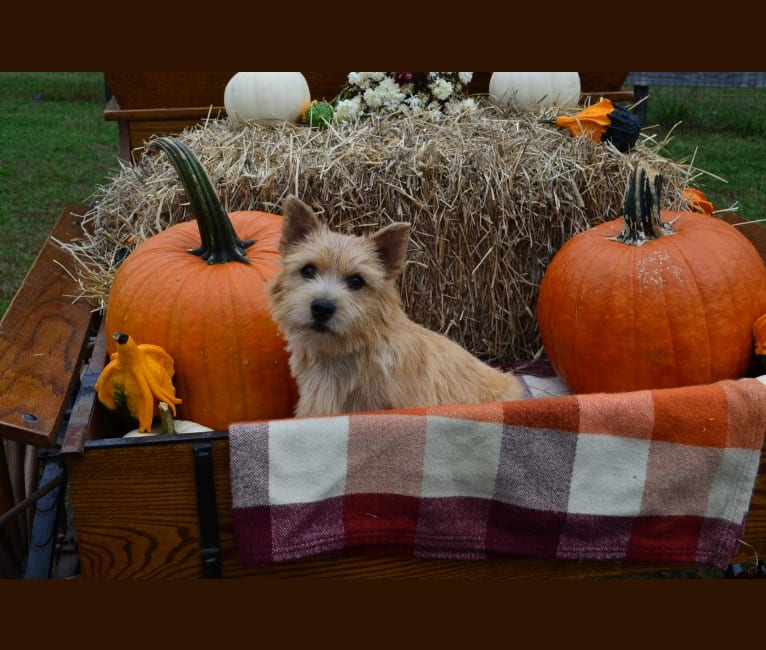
top-left (370, 223), bottom-right (411, 279)
top-left (281, 195), bottom-right (322, 252)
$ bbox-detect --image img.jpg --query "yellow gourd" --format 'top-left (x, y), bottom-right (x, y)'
top-left (95, 332), bottom-right (182, 432)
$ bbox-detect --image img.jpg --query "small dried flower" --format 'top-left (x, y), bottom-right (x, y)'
top-left (334, 72), bottom-right (474, 123)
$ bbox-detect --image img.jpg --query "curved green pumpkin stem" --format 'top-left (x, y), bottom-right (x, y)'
top-left (612, 164), bottom-right (675, 246)
top-left (146, 137), bottom-right (254, 264)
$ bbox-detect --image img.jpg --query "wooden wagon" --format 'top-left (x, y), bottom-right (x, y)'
top-left (2, 73), bottom-right (764, 579)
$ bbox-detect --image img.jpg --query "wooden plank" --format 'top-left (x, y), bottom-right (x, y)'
top-left (105, 72), bottom-right (236, 110)
top-left (123, 118), bottom-right (222, 163)
top-left (103, 96), bottom-right (226, 122)
top-left (67, 438), bottom-right (219, 579)
top-left (0, 205), bottom-right (97, 448)
top-left (103, 97), bottom-right (227, 162)
top-left (60, 318), bottom-right (108, 456)
top-left (719, 212), bottom-right (766, 252)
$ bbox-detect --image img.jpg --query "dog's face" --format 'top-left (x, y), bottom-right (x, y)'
top-left (268, 196), bottom-right (411, 355)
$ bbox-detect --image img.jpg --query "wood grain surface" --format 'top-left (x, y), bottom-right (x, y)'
top-left (0, 205), bottom-right (96, 447)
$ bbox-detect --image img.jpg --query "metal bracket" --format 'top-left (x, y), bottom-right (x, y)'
top-left (192, 442), bottom-right (222, 578)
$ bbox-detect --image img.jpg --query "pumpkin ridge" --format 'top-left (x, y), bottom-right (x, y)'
top-left (683, 216), bottom-right (763, 376)
top-left (539, 230), bottom-right (606, 391)
top-left (662, 218), bottom-right (721, 382)
top-left (644, 241), bottom-right (687, 387)
top-left (705, 220), bottom-right (757, 360)
top-left (607, 242), bottom-right (643, 391)
top-left (565, 240), bottom-right (608, 391)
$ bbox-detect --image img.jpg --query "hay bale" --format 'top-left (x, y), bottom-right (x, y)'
top-left (60, 99), bottom-right (698, 362)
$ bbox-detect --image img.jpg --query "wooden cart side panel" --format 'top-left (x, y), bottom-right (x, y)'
top-left (0, 205), bottom-right (97, 448)
top-left (66, 441), bottom-right (208, 579)
top-left (69, 434), bottom-right (741, 579)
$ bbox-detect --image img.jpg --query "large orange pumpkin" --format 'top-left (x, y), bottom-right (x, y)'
top-left (537, 165), bottom-right (766, 394)
top-left (104, 137), bottom-right (298, 429)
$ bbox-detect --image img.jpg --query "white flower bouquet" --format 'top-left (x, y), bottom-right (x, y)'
top-left (332, 72), bottom-right (476, 122)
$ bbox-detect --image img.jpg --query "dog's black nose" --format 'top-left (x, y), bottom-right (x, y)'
top-left (310, 299), bottom-right (336, 323)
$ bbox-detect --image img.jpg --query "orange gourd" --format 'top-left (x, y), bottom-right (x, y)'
top-left (537, 165), bottom-right (766, 394)
top-left (104, 137), bottom-right (298, 429)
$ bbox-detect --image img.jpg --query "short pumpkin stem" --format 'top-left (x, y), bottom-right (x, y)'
top-left (612, 165), bottom-right (675, 246)
top-left (147, 137), bottom-right (254, 264)
top-left (159, 401), bottom-right (176, 435)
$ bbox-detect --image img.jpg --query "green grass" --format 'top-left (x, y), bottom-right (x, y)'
top-left (640, 86), bottom-right (766, 220)
top-left (0, 72), bottom-right (120, 315)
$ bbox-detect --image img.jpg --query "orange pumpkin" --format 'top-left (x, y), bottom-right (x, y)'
top-left (537, 165), bottom-right (766, 394)
top-left (104, 137), bottom-right (298, 429)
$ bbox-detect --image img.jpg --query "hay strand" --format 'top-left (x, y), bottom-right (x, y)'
top-left (59, 99), bottom-right (696, 362)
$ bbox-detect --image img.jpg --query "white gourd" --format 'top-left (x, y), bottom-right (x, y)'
top-left (489, 72), bottom-right (581, 109)
top-left (224, 72), bottom-right (311, 123)
top-left (123, 420), bottom-right (213, 437)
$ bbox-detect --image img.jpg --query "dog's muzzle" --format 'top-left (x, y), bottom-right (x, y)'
top-left (310, 299), bottom-right (336, 330)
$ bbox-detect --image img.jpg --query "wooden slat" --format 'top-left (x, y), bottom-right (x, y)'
top-left (103, 96), bottom-right (226, 123)
top-left (0, 205), bottom-right (97, 448)
top-left (60, 319), bottom-right (108, 456)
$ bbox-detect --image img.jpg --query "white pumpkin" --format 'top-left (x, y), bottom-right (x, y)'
top-left (489, 72), bottom-right (581, 109)
top-left (123, 420), bottom-right (213, 438)
top-left (224, 72), bottom-right (311, 123)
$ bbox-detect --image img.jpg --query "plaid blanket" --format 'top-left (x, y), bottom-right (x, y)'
top-left (229, 375), bottom-right (766, 569)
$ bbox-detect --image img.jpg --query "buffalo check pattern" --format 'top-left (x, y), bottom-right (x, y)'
top-left (229, 376), bottom-right (766, 569)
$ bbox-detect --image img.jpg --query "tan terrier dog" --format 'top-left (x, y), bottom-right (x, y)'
top-left (268, 196), bottom-right (527, 417)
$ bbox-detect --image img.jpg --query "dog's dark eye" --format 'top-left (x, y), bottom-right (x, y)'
top-left (346, 274), bottom-right (365, 291)
top-left (300, 264), bottom-right (317, 280)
